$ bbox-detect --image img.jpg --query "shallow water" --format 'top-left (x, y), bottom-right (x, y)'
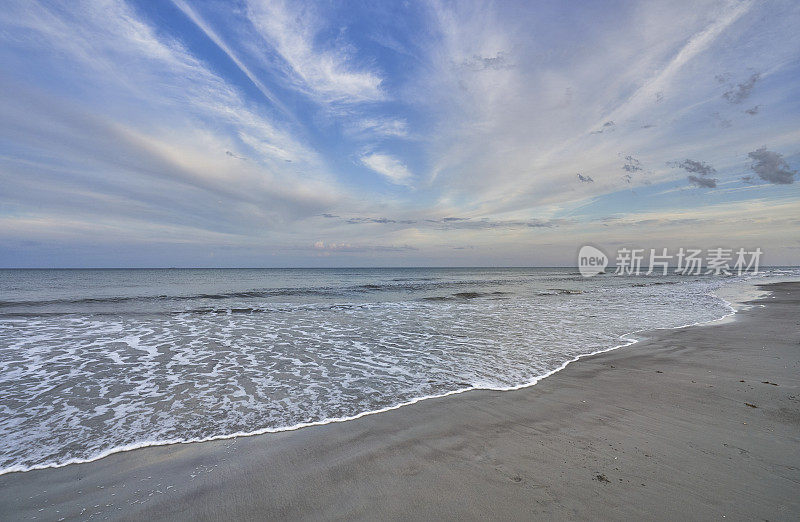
top-left (0, 267), bottom-right (794, 473)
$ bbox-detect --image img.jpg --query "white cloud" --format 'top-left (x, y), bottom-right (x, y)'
top-left (360, 153), bottom-right (414, 186)
top-left (168, 0), bottom-right (291, 117)
top-left (0, 0), bottom-right (343, 231)
top-left (356, 118), bottom-right (409, 138)
top-left (601, 0), bottom-right (753, 125)
top-left (246, 0), bottom-right (384, 104)
top-left (409, 0), bottom-right (800, 219)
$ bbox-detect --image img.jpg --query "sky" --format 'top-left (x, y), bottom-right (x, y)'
top-left (0, 0), bottom-right (798, 267)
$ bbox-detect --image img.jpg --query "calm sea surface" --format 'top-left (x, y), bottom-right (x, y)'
top-left (1, 267), bottom-right (796, 473)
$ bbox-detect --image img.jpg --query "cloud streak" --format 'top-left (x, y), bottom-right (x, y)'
top-left (245, 0), bottom-right (384, 104)
top-left (359, 153), bottom-right (414, 186)
top-left (169, 0), bottom-right (291, 118)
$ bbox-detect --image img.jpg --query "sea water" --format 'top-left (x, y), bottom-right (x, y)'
top-left (0, 267), bottom-right (795, 473)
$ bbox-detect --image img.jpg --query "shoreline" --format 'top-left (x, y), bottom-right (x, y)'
top-left (1, 281), bottom-right (798, 519)
top-left (0, 278), bottom-right (747, 477)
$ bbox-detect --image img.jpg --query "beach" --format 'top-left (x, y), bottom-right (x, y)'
top-left (3, 0), bottom-right (799, 519)
top-left (1, 280), bottom-right (798, 520)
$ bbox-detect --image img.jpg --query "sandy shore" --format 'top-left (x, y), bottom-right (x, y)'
top-left (1, 281), bottom-right (798, 520)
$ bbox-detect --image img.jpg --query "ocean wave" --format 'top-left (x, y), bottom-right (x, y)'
top-left (0, 279), bottom-right (520, 308)
top-left (421, 291), bottom-right (511, 301)
top-left (538, 288), bottom-right (584, 295)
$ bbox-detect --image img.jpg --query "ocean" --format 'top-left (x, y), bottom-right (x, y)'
top-left (0, 267), bottom-right (795, 474)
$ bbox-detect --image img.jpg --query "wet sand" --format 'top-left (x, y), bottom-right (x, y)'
top-left (1, 281), bottom-right (798, 520)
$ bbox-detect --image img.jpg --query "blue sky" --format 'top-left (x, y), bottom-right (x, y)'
top-left (0, 0), bottom-right (798, 267)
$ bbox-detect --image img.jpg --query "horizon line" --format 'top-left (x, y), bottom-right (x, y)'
top-left (0, 265), bottom-right (796, 270)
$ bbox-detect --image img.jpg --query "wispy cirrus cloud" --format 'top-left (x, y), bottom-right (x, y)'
top-left (354, 118), bottom-right (410, 138)
top-left (245, 0), bottom-right (385, 104)
top-left (168, 0), bottom-right (291, 118)
top-left (1, 0), bottom-right (799, 266)
top-left (0, 0), bottom-right (342, 232)
top-left (359, 152), bottom-right (414, 186)
top-left (413, 0), bottom-right (775, 216)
